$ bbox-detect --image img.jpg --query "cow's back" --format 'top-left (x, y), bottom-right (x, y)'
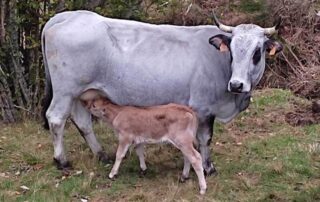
top-left (43, 10), bottom-right (233, 120)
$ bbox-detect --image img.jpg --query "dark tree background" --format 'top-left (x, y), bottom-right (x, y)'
top-left (0, 0), bottom-right (319, 123)
top-left (0, 0), bottom-right (154, 123)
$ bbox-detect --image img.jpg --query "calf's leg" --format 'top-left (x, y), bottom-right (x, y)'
top-left (109, 136), bottom-right (131, 179)
top-left (179, 143), bottom-right (207, 195)
top-left (135, 144), bottom-right (147, 175)
top-left (179, 155), bottom-right (191, 183)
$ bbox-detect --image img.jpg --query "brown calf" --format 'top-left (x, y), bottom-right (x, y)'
top-left (80, 90), bottom-right (207, 194)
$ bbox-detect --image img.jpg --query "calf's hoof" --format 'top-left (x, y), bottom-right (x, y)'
top-left (53, 158), bottom-right (72, 170)
top-left (204, 161), bottom-right (217, 177)
top-left (139, 169), bottom-right (147, 177)
top-left (108, 173), bottom-right (117, 180)
top-left (179, 175), bottom-right (190, 183)
top-left (97, 151), bottom-right (112, 164)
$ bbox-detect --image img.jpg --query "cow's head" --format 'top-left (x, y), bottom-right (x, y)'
top-left (209, 13), bottom-right (283, 93)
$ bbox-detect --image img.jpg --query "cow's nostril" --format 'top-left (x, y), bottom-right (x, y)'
top-left (230, 81), bottom-right (243, 93)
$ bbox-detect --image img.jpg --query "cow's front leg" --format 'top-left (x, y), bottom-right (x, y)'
top-left (71, 100), bottom-right (110, 164)
top-left (197, 116), bottom-right (217, 176)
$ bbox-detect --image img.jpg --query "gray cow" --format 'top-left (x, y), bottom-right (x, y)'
top-left (42, 10), bottom-right (282, 175)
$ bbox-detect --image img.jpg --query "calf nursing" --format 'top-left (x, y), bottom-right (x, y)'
top-left (80, 90), bottom-right (207, 194)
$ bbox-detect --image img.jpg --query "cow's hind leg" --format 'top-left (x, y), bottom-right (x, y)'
top-left (46, 96), bottom-right (73, 170)
top-left (197, 116), bottom-right (217, 176)
top-left (71, 100), bottom-right (109, 163)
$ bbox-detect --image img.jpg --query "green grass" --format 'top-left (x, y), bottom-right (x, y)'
top-left (0, 88), bottom-right (319, 201)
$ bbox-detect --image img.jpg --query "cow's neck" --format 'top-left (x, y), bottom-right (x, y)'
top-left (234, 92), bottom-right (251, 112)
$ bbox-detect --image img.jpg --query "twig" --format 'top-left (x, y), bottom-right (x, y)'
top-left (280, 52), bottom-right (301, 77)
top-left (13, 105), bottom-right (35, 115)
top-left (0, 64), bottom-right (5, 76)
top-left (266, 63), bottom-right (286, 81)
top-left (182, 3), bottom-right (193, 26)
top-left (286, 44), bottom-right (306, 72)
top-left (185, 3), bottom-right (193, 16)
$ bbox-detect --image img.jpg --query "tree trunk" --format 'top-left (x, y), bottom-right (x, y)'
top-left (8, 0), bottom-right (31, 109)
top-left (0, 0), bottom-right (5, 44)
top-left (0, 75), bottom-right (16, 123)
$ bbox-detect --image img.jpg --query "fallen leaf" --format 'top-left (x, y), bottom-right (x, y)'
top-left (20, 185), bottom-right (30, 191)
top-left (75, 170), bottom-right (83, 175)
top-left (33, 164), bottom-right (44, 170)
top-left (0, 173), bottom-right (9, 178)
top-left (6, 191), bottom-right (21, 196)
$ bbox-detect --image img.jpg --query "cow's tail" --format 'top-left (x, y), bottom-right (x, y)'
top-left (41, 30), bottom-right (52, 130)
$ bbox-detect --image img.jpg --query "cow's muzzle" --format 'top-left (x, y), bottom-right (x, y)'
top-left (229, 80), bottom-right (244, 93)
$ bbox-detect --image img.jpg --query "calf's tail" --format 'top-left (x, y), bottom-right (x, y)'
top-left (190, 112), bottom-right (199, 146)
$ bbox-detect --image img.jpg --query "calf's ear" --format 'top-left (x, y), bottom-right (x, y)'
top-left (209, 34), bottom-right (231, 52)
top-left (264, 39), bottom-right (283, 56)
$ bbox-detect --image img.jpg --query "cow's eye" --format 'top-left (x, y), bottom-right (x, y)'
top-left (253, 48), bottom-right (261, 65)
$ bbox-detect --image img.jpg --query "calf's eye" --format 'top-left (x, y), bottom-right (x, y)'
top-left (253, 48), bottom-right (261, 65)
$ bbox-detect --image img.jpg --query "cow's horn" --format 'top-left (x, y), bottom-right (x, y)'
top-left (264, 17), bottom-right (281, 35)
top-left (212, 11), bottom-right (234, 33)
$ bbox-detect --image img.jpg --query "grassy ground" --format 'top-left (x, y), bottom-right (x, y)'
top-left (0, 89), bottom-right (319, 202)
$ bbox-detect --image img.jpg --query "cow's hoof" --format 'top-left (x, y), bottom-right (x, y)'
top-left (204, 162), bottom-right (217, 177)
top-left (139, 169), bottom-right (147, 177)
top-left (53, 158), bottom-right (72, 170)
top-left (179, 175), bottom-right (190, 183)
top-left (200, 188), bottom-right (206, 195)
top-left (97, 151), bottom-right (112, 164)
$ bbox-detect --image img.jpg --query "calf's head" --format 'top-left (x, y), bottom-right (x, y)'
top-left (83, 98), bottom-right (108, 118)
top-left (209, 13), bottom-right (283, 93)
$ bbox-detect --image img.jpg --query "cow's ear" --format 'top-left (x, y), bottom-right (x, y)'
top-left (209, 34), bottom-right (231, 52)
top-left (264, 39), bottom-right (283, 56)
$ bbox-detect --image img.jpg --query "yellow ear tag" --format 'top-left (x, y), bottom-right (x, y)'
top-left (269, 46), bottom-right (276, 56)
top-left (220, 43), bottom-right (229, 52)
